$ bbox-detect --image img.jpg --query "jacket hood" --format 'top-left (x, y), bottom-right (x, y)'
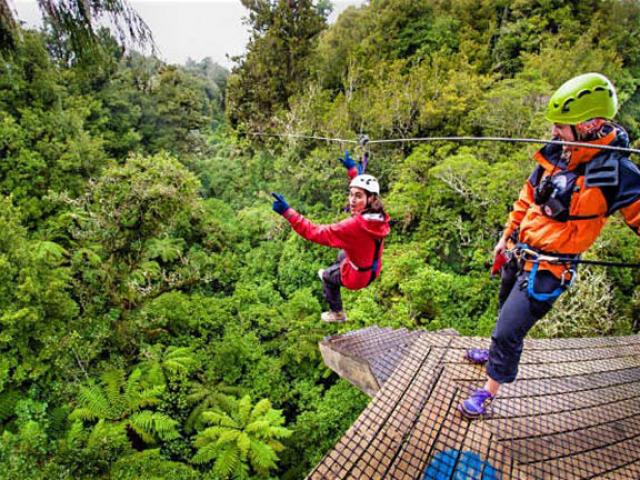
top-left (356, 212), bottom-right (391, 239)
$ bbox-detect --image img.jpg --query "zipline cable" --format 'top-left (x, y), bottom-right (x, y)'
top-left (254, 130), bottom-right (640, 268)
top-left (249, 132), bottom-right (640, 155)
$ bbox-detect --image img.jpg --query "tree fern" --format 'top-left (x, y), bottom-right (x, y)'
top-left (162, 346), bottom-right (199, 374)
top-left (192, 394), bottom-right (292, 478)
top-left (71, 365), bottom-right (178, 449)
top-left (145, 237), bottom-right (185, 263)
top-left (185, 382), bottom-right (239, 433)
top-left (139, 344), bottom-right (200, 385)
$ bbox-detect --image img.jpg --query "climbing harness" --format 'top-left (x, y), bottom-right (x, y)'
top-left (512, 244), bottom-right (577, 302)
top-left (346, 238), bottom-right (382, 286)
top-left (509, 243), bottom-right (640, 301)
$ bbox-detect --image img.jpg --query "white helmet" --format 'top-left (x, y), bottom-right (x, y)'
top-left (349, 174), bottom-right (380, 195)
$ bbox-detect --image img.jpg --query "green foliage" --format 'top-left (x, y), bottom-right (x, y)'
top-left (192, 394), bottom-right (292, 479)
top-left (69, 367), bottom-right (179, 447)
top-left (226, 0), bottom-right (328, 130)
top-left (0, 2), bottom-right (639, 479)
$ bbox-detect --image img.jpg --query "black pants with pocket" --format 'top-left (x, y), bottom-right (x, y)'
top-left (487, 258), bottom-right (564, 384)
top-left (322, 251), bottom-right (346, 312)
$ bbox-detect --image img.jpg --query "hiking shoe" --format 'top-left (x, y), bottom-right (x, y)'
top-left (458, 388), bottom-right (494, 419)
top-left (465, 348), bottom-right (490, 364)
top-left (318, 268), bottom-right (325, 281)
top-left (321, 310), bottom-right (347, 323)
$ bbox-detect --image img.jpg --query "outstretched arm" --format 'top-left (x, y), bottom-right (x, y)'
top-left (286, 211), bottom-right (357, 249)
top-left (339, 150), bottom-right (360, 180)
top-left (272, 192), bottom-right (356, 248)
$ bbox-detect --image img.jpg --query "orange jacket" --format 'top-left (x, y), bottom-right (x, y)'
top-left (503, 125), bottom-right (640, 278)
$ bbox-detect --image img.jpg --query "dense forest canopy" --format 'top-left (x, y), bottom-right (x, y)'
top-left (0, 1), bottom-right (638, 478)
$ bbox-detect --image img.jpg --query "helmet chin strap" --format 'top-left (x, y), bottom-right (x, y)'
top-left (571, 125), bottom-right (580, 142)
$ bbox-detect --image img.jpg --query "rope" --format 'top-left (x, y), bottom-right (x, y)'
top-left (549, 257), bottom-right (640, 269)
top-left (248, 132), bottom-right (640, 155)
top-left (519, 247), bottom-right (640, 269)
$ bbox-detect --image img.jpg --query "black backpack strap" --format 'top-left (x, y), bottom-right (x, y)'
top-left (367, 239), bottom-right (383, 286)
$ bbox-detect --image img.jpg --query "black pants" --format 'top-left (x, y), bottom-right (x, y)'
top-left (487, 258), bottom-right (564, 384)
top-left (322, 251), bottom-right (345, 312)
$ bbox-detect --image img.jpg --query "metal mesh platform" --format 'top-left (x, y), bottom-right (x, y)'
top-left (309, 328), bottom-right (640, 479)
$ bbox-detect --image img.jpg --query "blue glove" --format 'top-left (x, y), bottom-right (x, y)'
top-left (271, 192), bottom-right (290, 215)
top-left (339, 150), bottom-right (357, 170)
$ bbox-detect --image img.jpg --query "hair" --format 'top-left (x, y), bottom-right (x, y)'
top-left (364, 193), bottom-right (386, 216)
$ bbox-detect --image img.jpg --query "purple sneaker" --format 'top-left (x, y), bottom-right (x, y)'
top-left (458, 388), bottom-right (494, 418)
top-left (465, 348), bottom-right (490, 364)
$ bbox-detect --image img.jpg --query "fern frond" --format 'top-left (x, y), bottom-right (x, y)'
top-left (123, 368), bottom-right (142, 408)
top-left (102, 369), bottom-right (126, 417)
top-left (201, 410), bottom-right (237, 428)
top-left (262, 408), bottom-right (285, 426)
top-left (149, 412), bottom-right (180, 440)
top-left (164, 346), bottom-right (199, 373)
top-left (245, 420), bottom-right (269, 436)
top-left (237, 395), bottom-right (252, 425)
top-left (136, 384), bottom-right (164, 409)
top-left (213, 444), bottom-right (240, 480)
top-left (250, 398), bottom-right (271, 420)
top-left (266, 439), bottom-right (286, 452)
top-left (68, 407), bottom-right (96, 421)
top-left (215, 429), bottom-right (241, 447)
top-left (128, 412), bottom-right (156, 444)
top-left (129, 411), bottom-right (179, 443)
top-left (192, 441), bottom-right (222, 464)
top-left (185, 383), bottom-right (210, 404)
top-left (185, 401), bottom-right (207, 434)
top-left (248, 439), bottom-right (277, 474)
top-left (145, 237), bottom-right (185, 263)
top-left (76, 384), bottom-right (111, 419)
top-left (194, 426), bottom-right (225, 445)
top-left (268, 425), bottom-right (292, 439)
top-left (237, 432), bottom-right (250, 459)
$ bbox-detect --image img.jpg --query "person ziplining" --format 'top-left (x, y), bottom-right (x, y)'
top-left (271, 151), bottom-right (390, 323)
top-left (459, 73), bottom-right (640, 419)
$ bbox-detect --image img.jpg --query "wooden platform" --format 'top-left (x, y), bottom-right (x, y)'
top-left (308, 327), bottom-right (640, 479)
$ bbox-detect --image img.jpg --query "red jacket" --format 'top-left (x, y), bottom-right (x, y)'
top-left (282, 208), bottom-right (391, 290)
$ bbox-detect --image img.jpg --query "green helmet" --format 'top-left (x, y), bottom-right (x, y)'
top-left (545, 73), bottom-right (618, 125)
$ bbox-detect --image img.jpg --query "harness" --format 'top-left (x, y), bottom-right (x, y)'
top-left (347, 238), bottom-right (383, 286)
top-left (512, 243), bottom-right (578, 302)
